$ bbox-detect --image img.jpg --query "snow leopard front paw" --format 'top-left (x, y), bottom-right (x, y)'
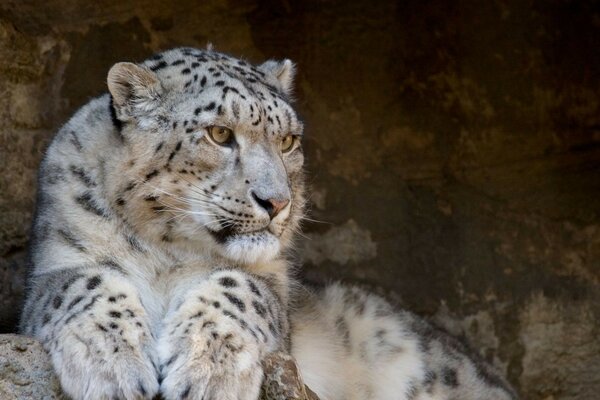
top-left (46, 294), bottom-right (159, 399)
top-left (53, 335), bottom-right (159, 400)
top-left (158, 270), bottom-right (285, 400)
top-left (158, 322), bottom-right (263, 400)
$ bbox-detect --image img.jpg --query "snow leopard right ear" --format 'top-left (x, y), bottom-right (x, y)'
top-left (107, 62), bottom-right (163, 122)
top-left (258, 59), bottom-right (296, 97)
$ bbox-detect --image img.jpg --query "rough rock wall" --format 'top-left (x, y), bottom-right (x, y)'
top-left (0, 1), bottom-right (598, 398)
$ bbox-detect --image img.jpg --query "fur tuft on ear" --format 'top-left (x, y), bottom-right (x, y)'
top-left (258, 59), bottom-right (296, 96)
top-left (107, 62), bottom-right (163, 122)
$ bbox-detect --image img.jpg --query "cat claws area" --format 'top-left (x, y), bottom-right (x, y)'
top-left (157, 352), bottom-right (319, 400)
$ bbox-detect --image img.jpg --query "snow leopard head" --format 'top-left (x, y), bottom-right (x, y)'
top-left (108, 47), bottom-right (305, 264)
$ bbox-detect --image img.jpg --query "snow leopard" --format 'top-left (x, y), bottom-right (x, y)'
top-left (19, 47), bottom-right (518, 400)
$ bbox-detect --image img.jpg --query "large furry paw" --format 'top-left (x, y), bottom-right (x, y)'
top-left (158, 270), bottom-right (285, 400)
top-left (51, 325), bottom-right (159, 399)
top-left (159, 329), bottom-right (263, 400)
top-left (46, 293), bottom-right (159, 400)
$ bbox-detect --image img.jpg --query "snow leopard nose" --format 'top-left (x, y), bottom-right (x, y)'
top-left (251, 191), bottom-right (290, 219)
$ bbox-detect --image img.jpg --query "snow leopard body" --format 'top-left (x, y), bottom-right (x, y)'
top-left (20, 47), bottom-right (517, 400)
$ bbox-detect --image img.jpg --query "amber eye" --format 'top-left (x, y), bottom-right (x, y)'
top-left (281, 135), bottom-right (295, 153)
top-left (207, 126), bottom-right (233, 145)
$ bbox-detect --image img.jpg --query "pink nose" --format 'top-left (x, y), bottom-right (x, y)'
top-left (268, 198), bottom-right (290, 217)
top-left (252, 192), bottom-right (290, 219)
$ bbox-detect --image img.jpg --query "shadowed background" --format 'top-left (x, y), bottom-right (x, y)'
top-left (0, 1), bottom-right (599, 398)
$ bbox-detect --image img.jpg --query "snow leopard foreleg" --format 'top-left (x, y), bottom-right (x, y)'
top-left (158, 269), bottom-right (287, 400)
top-left (20, 267), bottom-right (159, 400)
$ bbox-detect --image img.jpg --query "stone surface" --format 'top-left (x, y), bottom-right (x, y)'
top-left (0, 335), bottom-right (318, 400)
top-left (0, 334), bottom-right (65, 399)
top-left (0, 1), bottom-right (599, 398)
top-left (260, 352), bottom-right (320, 400)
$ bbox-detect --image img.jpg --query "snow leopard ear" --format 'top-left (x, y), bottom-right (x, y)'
top-left (107, 62), bottom-right (163, 121)
top-left (258, 59), bottom-right (296, 96)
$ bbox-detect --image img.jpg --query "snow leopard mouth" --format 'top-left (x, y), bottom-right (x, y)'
top-left (207, 225), bottom-right (272, 244)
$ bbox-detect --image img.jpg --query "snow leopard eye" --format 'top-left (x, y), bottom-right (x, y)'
top-left (207, 126), bottom-right (234, 146)
top-left (281, 135), bottom-right (295, 153)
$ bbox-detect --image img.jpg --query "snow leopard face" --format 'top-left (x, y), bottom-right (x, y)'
top-left (108, 48), bottom-right (305, 264)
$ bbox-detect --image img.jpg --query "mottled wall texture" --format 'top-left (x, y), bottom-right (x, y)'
top-left (0, 0), bottom-right (598, 398)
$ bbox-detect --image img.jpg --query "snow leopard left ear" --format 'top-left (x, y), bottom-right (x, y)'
top-left (107, 62), bottom-right (163, 122)
top-left (259, 59), bottom-right (296, 96)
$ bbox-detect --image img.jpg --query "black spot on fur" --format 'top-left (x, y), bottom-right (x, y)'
top-left (67, 296), bottom-right (84, 310)
top-left (86, 276), bottom-right (102, 290)
top-left (101, 259), bottom-right (126, 274)
top-left (155, 142), bottom-right (164, 153)
top-left (165, 354), bottom-right (178, 367)
top-left (126, 235), bottom-right (145, 252)
top-left (70, 165), bottom-right (96, 187)
top-left (57, 229), bottom-right (87, 252)
top-left (442, 367), bottom-right (459, 387)
top-left (247, 280), bottom-right (262, 297)
top-left (268, 322), bottom-right (277, 336)
top-left (150, 61), bottom-right (168, 71)
top-left (252, 300), bottom-right (266, 317)
top-left (124, 181), bottom-right (136, 192)
top-left (204, 102), bottom-right (216, 111)
top-left (53, 296), bottom-right (63, 309)
top-left (145, 169), bottom-right (159, 181)
top-left (219, 277), bottom-right (238, 288)
top-left (75, 192), bottom-right (108, 217)
top-left (45, 164), bottom-right (65, 184)
top-left (222, 310), bottom-right (237, 321)
top-left (171, 59), bottom-right (185, 66)
top-left (232, 101), bottom-right (240, 118)
top-left (423, 370), bottom-right (437, 391)
top-left (180, 384), bottom-right (192, 399)
top-left (68, 130), bottom-right (83, 151)
top-left (202, 320), bottom-right (216, 329)
top-left (223, 292), bottom-right (246, 312)
top-left (61, 274), bottom-right (83, 292)
top-left (175, 140), bottom-right (182, 152)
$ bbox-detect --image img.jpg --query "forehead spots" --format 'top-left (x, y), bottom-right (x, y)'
top-left (144, 48), bottom-right (301, 137)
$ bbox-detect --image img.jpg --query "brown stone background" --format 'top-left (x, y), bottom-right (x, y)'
top-left (0, 0), bottom-right (599, 398)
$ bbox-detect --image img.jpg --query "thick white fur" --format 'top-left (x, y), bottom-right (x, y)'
top-left (20, 47), bottom-right (517, 400)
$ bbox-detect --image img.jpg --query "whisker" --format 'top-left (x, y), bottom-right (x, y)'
top-left (298, 216), bottom-right (331, 225)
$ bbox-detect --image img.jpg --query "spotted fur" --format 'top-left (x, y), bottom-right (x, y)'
top-left (20, 47), bottom-right (517, 400)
